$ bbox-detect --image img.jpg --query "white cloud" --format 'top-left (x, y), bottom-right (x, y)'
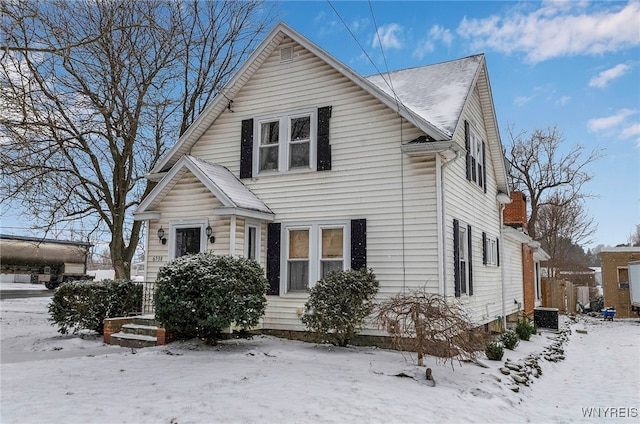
top-left (589, 64), bottom-right (632, 88)
top-left (620, 123), bottom-right (640, 139)
top-left (556, 95), bottom-right (571, 106)
top-left (371, 23), bottom-right (404, 50)
top-left (587, 108), bottom-right (636, 132)
top-left (514, 95), bottom-right (535, 107)
top-left (457, 2), bottom-right (640, 63)
top-left (413, 25), bottom-right (454, 60)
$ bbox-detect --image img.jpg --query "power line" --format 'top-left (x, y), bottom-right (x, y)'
top-left (326, 0), bottom-right (427, 134)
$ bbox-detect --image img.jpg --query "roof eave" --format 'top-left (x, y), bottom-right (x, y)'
top-left (401, 140), bottom-right (462, 156)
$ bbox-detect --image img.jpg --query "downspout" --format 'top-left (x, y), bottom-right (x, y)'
top-left (496, 192), bottom-right (511, 331)
top-left (499, 204), bottom-right (506, 331)
top-left (438, 150), bottom-right (461, 297)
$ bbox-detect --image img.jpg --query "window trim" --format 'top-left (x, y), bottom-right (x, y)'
top-left (168, 219), bottom-right (208, 260)
top-left (280, 221), bottom-right (350, 294)
top-left (253, 108), bottom-right (317, 176)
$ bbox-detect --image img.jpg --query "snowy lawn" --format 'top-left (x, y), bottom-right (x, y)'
top-left (1, 296), bottom-right (638, 423)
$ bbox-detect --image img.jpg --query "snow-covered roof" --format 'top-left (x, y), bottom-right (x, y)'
top-left (366, 55), bottom-right (483, 138)
top-left (135, 156), bottom-right (274, 221)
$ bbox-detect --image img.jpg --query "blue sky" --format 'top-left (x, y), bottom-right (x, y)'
top-left (1, 1), bottom-right (638, 250)
top-left (278, 0), bottom-right (640, 248)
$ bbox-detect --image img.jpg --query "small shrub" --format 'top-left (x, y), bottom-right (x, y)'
top-left (154, 253), bottom-right (268, 343)
top-left (485, 340), bottom-right (504, 361)
top-left (515, 319), bottom-right (536, 341)
top-left (48, 279), bottom-right (142, 335)
top-left (301, 268), bottom-right (378, 347)
top-left (501, 330), bottom-right (520, 350)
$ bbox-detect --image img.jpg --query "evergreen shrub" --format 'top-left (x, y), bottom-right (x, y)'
top-left (485, 340), bottom-right (504, 361)
top-left (501, 329), bottom-right (520, 350)
top-left (515, 319), bottom-right (537, 341)
top-left (301, 268), bottom-right (378, 347)
top-left (48, 279), bottom-right (142, 335)
top-left (153, 253), bottom-right (268, 343)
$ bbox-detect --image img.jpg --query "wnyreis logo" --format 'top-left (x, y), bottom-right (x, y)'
top-left (582, 407), bottom-right (638, 418)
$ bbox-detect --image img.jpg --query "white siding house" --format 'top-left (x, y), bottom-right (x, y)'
top-left (134, 22), bottom-right (519, 332)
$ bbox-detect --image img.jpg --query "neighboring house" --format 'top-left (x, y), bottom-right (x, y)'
top-left (134, 22), bottom-right (522, 333)
top-left (600, 247), bottom-right (640, 318)
top-left (501, 192), bottom-right (550, 318)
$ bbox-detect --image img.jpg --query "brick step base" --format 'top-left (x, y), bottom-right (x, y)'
top-left (104, 316), bottom-right (171, 348)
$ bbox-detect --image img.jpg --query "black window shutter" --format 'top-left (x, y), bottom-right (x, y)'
top-left (453, 219), bottom-right (461, 297)
top-left (351, 219), bottom-right (367, 270)
top-left (240, 119), bottom-right (254, 179)
top-left (317, 106), bottom-right (332, 171)
top-left (266, 223), bottom-right (281, 295)
top-left (482, 232), bottom-right (487, 265)
top-left (467, 224), bottom-right (473, 296)
top-left (482, 141), bottom-right (487, 193)
top-left (496, 237), bottom-right (500, 267)
top-left (464, 121), bottom-right (471, 181)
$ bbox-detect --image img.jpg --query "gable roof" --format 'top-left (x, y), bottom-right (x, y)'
top-left (151, 22), bottom-right (480, 175)
top-left (366, 55), bottom-right (483, 138)
top-left (148, 22), bottom-right (508, 194)
top-left (134, 156), bottom-right (274, 221)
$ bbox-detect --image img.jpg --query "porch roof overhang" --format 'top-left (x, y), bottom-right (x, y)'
top-left (134, 155), bottom-right (274, 222)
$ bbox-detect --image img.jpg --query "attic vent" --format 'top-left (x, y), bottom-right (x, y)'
top-left (280, 46), bottom-right (293, 63)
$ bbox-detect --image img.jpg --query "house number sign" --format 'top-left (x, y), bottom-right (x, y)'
top-left (151, 256), bottom-right (164, 262)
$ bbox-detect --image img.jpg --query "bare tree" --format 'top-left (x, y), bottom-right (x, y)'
top-left (376, 290), bottom-right (486, 369)
top-left (629, 224), bottom-right (640, 246)
top-left (536, 193), bottom-right (596, 277)
top-left (0, 0), bottom-right (275, 278)
top-left (506, 125), bottom-right (603, 240)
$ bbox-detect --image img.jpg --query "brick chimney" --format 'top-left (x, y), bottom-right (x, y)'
top-left (503, 191), bottom-right (528, 229)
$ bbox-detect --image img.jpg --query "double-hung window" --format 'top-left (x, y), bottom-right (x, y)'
top-left (289, 115), bottom-right (311, 169)
top-left (258, 120), bottom-right (280, 172)
top-left (255, 109), bottom-right (316, 175)
top-left (465, 121), bottom-right (486, 191)
top-left (454, 219), bottom-right (473, 297)
top-left (284, 222), bottom-right (348, 293)
top-left (320, 227), bottom-right (344, 278)
top-left (287, 228), bottom-right (310, 291)
top-left (483, 233), bottom-right (498, 266)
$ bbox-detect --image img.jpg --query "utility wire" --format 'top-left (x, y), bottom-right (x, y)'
top-left (326, 0), bottom-right (429, 135)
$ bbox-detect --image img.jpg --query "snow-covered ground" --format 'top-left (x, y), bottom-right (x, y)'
top-left (1, 296), bottom-right (638, 423)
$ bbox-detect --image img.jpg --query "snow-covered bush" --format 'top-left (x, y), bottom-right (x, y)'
top-left (301, 268), bottom-right (378, 347)
top-left (501, 329), bottom-right (520, 350)
top-left (515, 319), bottom-right (536, 341)
top-left (48, 279), bottom-right (142, 335)
top-left (154, 253), bottom-right (268, 343)
top-left (485, 340), bottom-right (504, 361)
